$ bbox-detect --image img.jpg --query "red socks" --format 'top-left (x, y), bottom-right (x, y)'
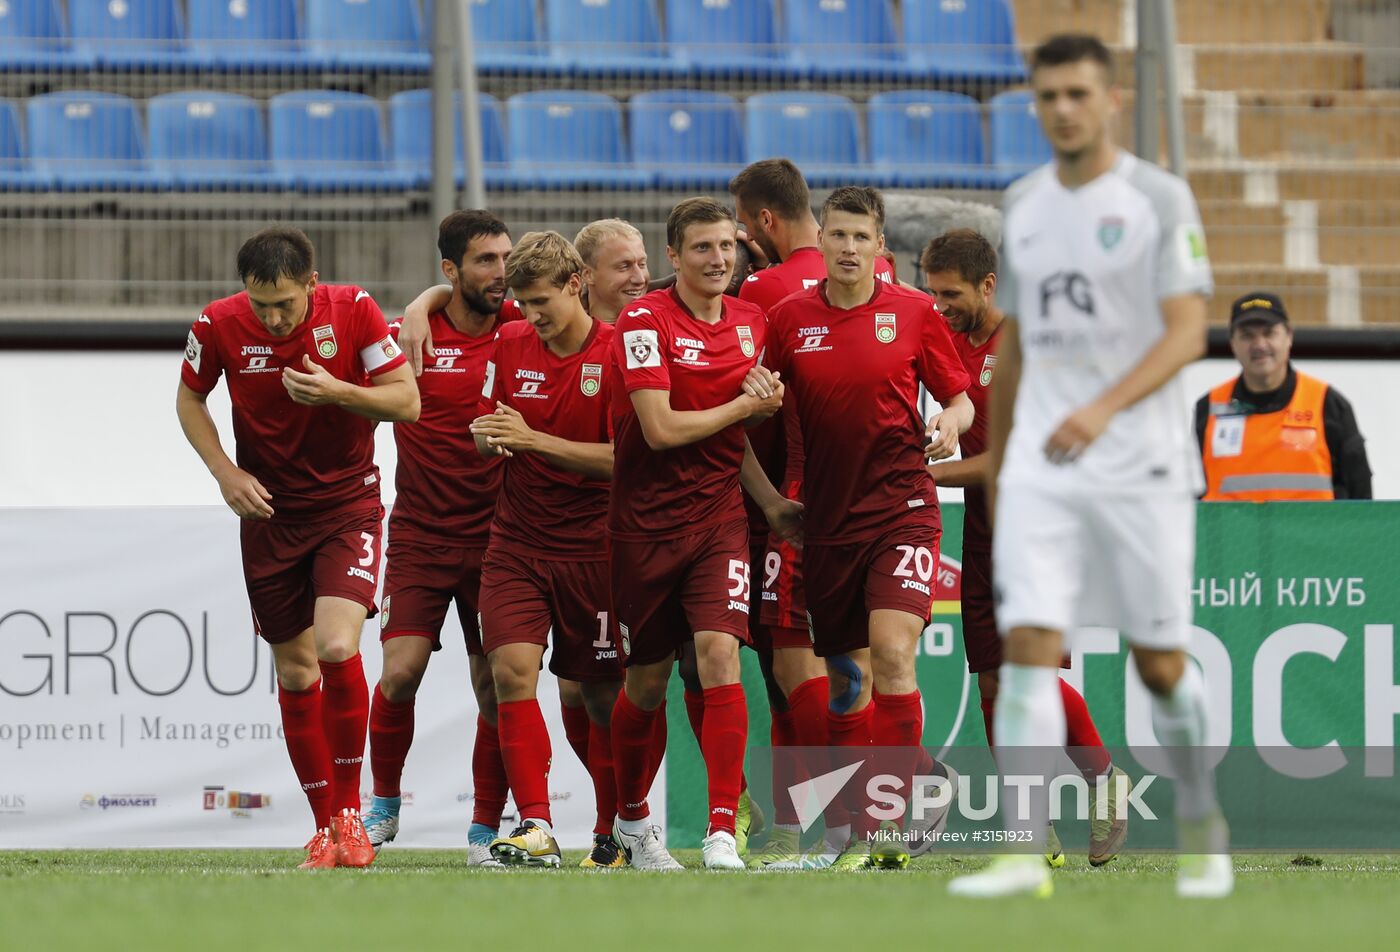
top-left (828, 704), bottom-right (874, 836)
top-left (319, 654), bottom-right (368, 815)
top-left (612, 690), bottom-right (660, 821)
top-left (646, 700), bottom-right (668, 788)
top-left (771, 707), bottom-right (799, 826)
top-left (588, 719), bottom-right (617, 836)
top-left (1060, 678), bottom-right (1113, 779)
top-left (560, 702), bottom-right (591, 770)
top-left (498, 699), bottom-right (553, 824)
top-left (368, 684), bottom-right (414, 799)
top-left (278, 683), bottom-right (333, 830)
top-left (700, 684), bottom-right (748, 836)
top-left (683, 689), bottom-right (705, 746)
top-left (471, 714), bottom-right (509, 829)
top-left (871, 689), bottom-right (924, 749)
top-left (772, 676), bottom-right (829, 827)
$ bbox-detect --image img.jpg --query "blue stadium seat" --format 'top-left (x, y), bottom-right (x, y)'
top-left (186, 0), bottom-right (300, 71)
top-left (542, 0), bottom-right (679, 77)
top-left (147, 91), bottom-right (270, 190)
top-left (744, 92), bottom-right (863, 187)
top-left (989, 89), bottom-right (1051, 176)
top-left (664, 0), bottom-right (789, 80)
top-left (26, 91), bottom-right (168, 189)
top-left (268, 90), bottom-right (410, 191)
top-left (630, 90), bottom-right (743, 189)
top-left (388, 88), bottom-right (507, 189)
top-left (902, 0), bottom-right (1026, 84)
top-left (69, 0), bottom-right (190, 70)
top-left (0, 0), bottom-right (85, 71)
top-left (303, 0), bottom-right (428, 72)
top-left (869, 90), bottom-right (997, 189)
top-left (781, 0), bottom-right (909, 80)
top-left (505, 90), bottom-right (652, 190)
top-left (457, 0), bottom-right (559, 75)
top-left (0, 99), bottom-right (49, 189)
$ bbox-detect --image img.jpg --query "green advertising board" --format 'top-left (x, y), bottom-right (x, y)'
top-left (664, 503), bottom-right (1400, 848)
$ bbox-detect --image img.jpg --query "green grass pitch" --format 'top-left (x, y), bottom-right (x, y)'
top-left (2, 850), bottom-right (1396, 950)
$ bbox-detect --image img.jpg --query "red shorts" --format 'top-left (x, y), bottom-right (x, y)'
top-left (609, 519), bottom-right (752, 667)
top-left (380, 533), bottom-right (485, 655)
top-left (479, 548), bottom-right (622, 683)
top-left (240, 505), bottom-right (384, 645)
top-left (960, 545), bottom-right (1001, 673)
top-left (803, 522), bottom-right (941, 658)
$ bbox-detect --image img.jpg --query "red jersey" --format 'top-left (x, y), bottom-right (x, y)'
top-left (480, 319), bottom-right (615, 560)
top-left (738, 248), bottom-right (896, 503)
top-left (765, 280), bottom-right (971, 545)
top-left (386, 300), bottom-right (521, 543)
top-left (609, 287), bottom-right (765, 541)
top-left (949, 321), bottom-right (1001, 551)
top-left (181, 283), bottom-right (404, 521)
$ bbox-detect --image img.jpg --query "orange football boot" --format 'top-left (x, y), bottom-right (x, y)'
top-left (299, 828), bottom-right (338, 870)
top-left (332, 808), bottom-right (376, 868)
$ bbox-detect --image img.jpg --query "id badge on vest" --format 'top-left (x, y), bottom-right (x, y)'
top-left (1212, 415), bottom-right (1246, 458)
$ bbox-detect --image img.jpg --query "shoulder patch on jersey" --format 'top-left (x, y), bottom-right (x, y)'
top-left (184, 330), bottom-right (202, 372)
top-left (624, 329), bottom-right (662, 369)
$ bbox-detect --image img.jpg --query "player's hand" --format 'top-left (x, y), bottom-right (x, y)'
top-left (470, 403), bottom-right (536, 455)
top-left (1044, 400), bottom-right (1112, 465)
top-left (282, 355), bottom-right (346, 406)
top-left (741, 370), bottom-right (784, 421)
top-left (923, 412), bottom-right (959, 461)
top-left (735, 228), bottom-right (770, 271)
top-left (763, 497), bottom-right (804, 549)
top-left (398, 306), bottom-right (434, 376)
top-left (215, 466), bottom-right (274, 520)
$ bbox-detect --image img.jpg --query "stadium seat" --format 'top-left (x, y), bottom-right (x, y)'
top-left (0, 0), bottom-right (84, 71)
top-left (68, 0), bottom-right (190, 70)
top-left (664, 0), bottom-right (789, 80)
top-left (744, 92), bottom-right (863, 187)
top-left (388, 88), bottom-right (507, 190)
top-left (26, 91), bottom-right (168, 189)
top-left (0, 99), bottom-right (49, 189)
top-left (186, 0), bottom-right (300, 71)
top-left (989, 89), bottom-right (1051, 177)
top-left (542, 0), bottom-right (679, 77)
top-left (630, 90), bottom-right (743, 189)
top-left (902, 0), bottom-right (1027, 84)
top-left (303, 0), bottom-right (428, 72)
top-left (147, 91), bottom-right (270, 190)
top-left (455, 0), bottom-right (559, 75)
top-left (504, 90), bottom-right (652, 190)
top-left (781, 0), bottom-right (909, 80)
top-left (868, 90), bottom-right (997, 188)
top-left (268, 90), bottom-right (410, 191)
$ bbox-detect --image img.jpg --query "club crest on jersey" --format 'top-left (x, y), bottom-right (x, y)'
top-left (580, 362), bottom-right (603, 397)
top-left (380, 596), bottom-right (390, 631)
top-left (1098, 216), bottom-right (1125, 250)
top-left (874, 313), bottom-right (896, 344)
top-left (979, 354), bottom-right (997, 387)
top-left (736, 325), bottom-right (755, 358)
top-left (624, 329), bottom-right (661, 369)
top-left (312, 324), bottom-right (337, 359)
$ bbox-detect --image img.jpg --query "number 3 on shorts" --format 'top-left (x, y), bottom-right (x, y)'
top-left (357, 531), bottom-right (376, 567)
top-left (726, 559), bottom-right (751, 601)
top-left (893, 545), bottom-right (934, 582)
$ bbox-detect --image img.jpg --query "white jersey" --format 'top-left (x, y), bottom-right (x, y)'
top-left (997, 151), bottom-right (1212, 496)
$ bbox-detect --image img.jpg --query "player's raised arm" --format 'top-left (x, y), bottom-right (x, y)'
top-left (396, 283), bottom-right (451, 374)
top-left (176, 381), bottom-right (274, 519)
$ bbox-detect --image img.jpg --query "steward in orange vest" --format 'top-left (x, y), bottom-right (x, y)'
top-left (1194, 292), bottom-right (1371, 501)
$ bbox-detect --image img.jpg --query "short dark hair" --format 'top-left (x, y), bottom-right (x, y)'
top-left (728, 159), bottom-right (811, 222)
top-left (920, 229), bottom-right (998, 285)
top-left (237, 225), bottom-right (315, 285)
top-left (821, 186), bottom-right (885, 231)
top-left (1030, 33), bottom-right (1115, 82)
top-left (438, 209), bottom-right (509, 267)
top-left (667, 197), bottom-right (734, 250)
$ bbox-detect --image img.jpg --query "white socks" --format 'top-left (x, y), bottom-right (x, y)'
top-left (994, 663), bottom-right (1066, 848)
top-left (1150, 661), bottom-right (1220, 822)
top-left (615, 815), bottom-right (650, 836)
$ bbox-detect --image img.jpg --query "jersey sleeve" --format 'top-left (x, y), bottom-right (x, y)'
top-left (352, 289), bottom-right (408, 377)
top-left (180, 312), bottom-right (223, 394)
top-left (916, 301), bottom-right (973, 404)
top-left (762, 302), bottom-right (789, 376)
top-left (478, 331), bottom-right (504, 416)
top-left (1150, 176), bottom-right (1214, 299)
top-left (614, 305), bottom-right (671, 393)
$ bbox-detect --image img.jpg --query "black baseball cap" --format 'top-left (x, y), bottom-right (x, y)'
top-left (1229, 292), bottom-right (1288, 329)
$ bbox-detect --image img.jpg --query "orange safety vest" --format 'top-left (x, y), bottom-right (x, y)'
top-left (1202, 371), bottom-right (1334, 501)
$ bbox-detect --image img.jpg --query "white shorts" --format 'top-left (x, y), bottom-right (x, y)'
top-left (992, 485), bottom-right (1195, 650)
